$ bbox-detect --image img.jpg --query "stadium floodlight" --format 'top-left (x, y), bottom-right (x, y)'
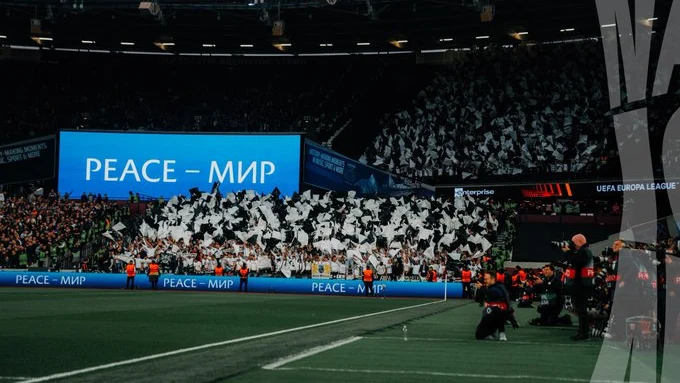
top-left (357, 42), bottom-right (370, 46)
top-left (517, 32), bottom-right (528, 36)
top-left (601, 23), bottom-right (616, 28)
top-left (439, 38), bottom-right (453, 42)
top-left (647, 17), bottom-right (658, 21)
top-left (240, 44), bottom-right (254, 48)
top-left (120, 41), bottom-right (135, 46)
top-left (396, 40), bottom-right (408, 44)
top-left (37, 37), bottom-right (53, 41)
top-left (0, 35), bottom-right (7, 39)
top-left (560, 28), bottom-right (575, 32)
top-left (475, 35), bottom-right (490, 39)
top-left (162, 42), bottom-right (174, 46)
top-left (202, 43), bottom-right (215, 48)
top-left (319, 43), bottom-right (333, 47)
top-left (81, 40), bottom-right (95, 44)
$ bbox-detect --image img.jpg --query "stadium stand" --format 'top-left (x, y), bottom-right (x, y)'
top-left (360, 41), bottom-right (617, 181)
top-left (0, 193), bottom-right (132, 269)
top-left (0, 56), bottom-right (365, 144)
top-left (2, 41), bottom-right (628, 181)
top-left (109, 190), bottom-right (517, 279)
top-left (0, 190), bottom-right (514, 279)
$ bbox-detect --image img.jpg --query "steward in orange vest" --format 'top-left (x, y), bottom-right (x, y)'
top-left (363, 266), bottom-right (374, 297)
top-left (238, 263), bottom-right (249, 292)
top-left (148, 259), bottom-right (161, 290)
top-left (461, 268), bottom-right (472, 299)
top-left (125, 260), bottom-right (136, 290)
top-left (214, 265), bottom-right (224, 276)
top-left (496, 271), bottom-right (506, 285)
top-left (426, 267), bottom-right (438, 282)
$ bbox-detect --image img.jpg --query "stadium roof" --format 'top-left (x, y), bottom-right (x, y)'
top-left (0, 0), bottom-right (665, 55)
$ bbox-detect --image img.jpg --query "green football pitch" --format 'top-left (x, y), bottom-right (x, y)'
top-left (0, 288), bottom-right (677, 383)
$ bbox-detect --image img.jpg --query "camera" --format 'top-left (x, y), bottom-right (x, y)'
top-left (601, 247), bottom-right (615, 258)
top-left (550, 240), bottom-right (571, 250)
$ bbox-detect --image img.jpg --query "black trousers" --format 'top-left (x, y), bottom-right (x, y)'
top-left (126, 276), bottom-right (135, 290)
top-left (538, 304), bottom-right (561, 326)
top-left (462, 282), bottom-right (471, 299)
top-left (239, 279), bottom-right (248, 292)
top-left (364, 281), bottom-right (374, 296)
top-left (571, 290), bottom-right (590, 337)
top-left (149, 276), bottom-right (159, 290)
top-left (475, 308), bottom-right (506, 339)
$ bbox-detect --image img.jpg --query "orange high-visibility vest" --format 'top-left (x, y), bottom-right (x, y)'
top-left (149, 263), bottom-right (160, 276)
top-left (215, 266), bottom-right (224, 276)
top-left (126, 264), bottom-right (136, 277)
top-left (239, 268), bottom-right (249, 278)
top-left (461, 270), bottom-right (472, 283)
top-left (363, 269), bottom-right (374, 282)
top-left (496, 272), bottom-right (505, 284)
top-left (429, 270), bottom-right (438, 282)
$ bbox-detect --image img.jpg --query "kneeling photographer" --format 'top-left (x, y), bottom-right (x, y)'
top-left (529, 264), bottom-right (569, 326)
top-left (554, 234), bottom-right (595, 341)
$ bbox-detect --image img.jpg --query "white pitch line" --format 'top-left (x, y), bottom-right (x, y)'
top-left (274, 367), bottom-right (654, 383)
top-left (366, 336), bottom-right (601, 348)
top-left (18, 300), bottom-right (443, 383)
top-left (0, 378), bottom-right (34, 381)
top-left (262, 336), bottom-right (362, 370)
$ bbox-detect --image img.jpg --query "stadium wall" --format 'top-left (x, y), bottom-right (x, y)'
top-left (0, 271), bottom-right (462, 299)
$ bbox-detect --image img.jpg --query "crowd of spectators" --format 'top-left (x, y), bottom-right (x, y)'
top-left (85, 189), bottom-right (517, 280)
top-left (361, 41), bottom-right (615, 180)
top-left (0, 192), bottom-right (132, 269)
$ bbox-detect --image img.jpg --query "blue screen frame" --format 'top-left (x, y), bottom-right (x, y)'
top-left (57, 131), bottom-right (302, 199)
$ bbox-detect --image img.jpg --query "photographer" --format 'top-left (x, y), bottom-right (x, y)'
top-left (474, 271), bottom-right (519, 341)
top-left (560, 234), bottom-right (595, 341)
top-left (529, 264), bottom-right (566, 326)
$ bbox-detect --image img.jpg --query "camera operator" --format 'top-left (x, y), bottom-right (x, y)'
top-left (560, 234), bottom-right (595, 341)
top-left (529, 264), bottom-right (565, 326)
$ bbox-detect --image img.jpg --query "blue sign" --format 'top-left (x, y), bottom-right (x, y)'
top-left (304, 141), bottom-right (433, 197)
top-left (0, 271), bottom-right (462, 299)
top-left (58, 131), bottom-right (301, 199)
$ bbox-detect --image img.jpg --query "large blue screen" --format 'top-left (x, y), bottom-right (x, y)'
top-left (58, 131), bottom-right (301, 199)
